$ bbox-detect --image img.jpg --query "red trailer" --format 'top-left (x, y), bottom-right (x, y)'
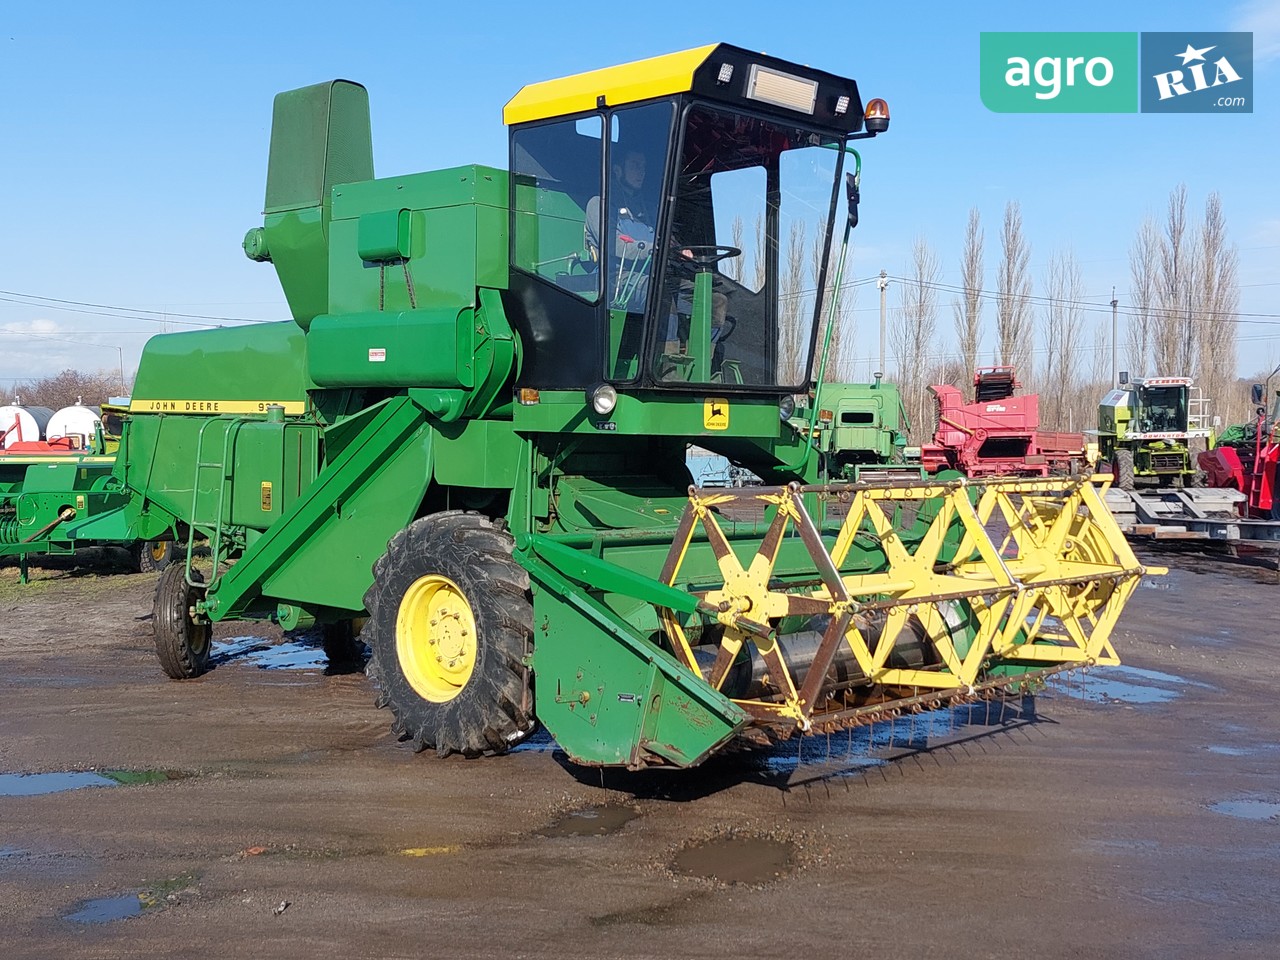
top-left (921, 366), bottom-right (1084, 478)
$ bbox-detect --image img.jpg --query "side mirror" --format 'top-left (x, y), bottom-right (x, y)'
top-left (1119, 370), bottom-right (1129, 385)
top-left (1251, 383), bottom-right (1264, 405)
top-left (845, 172), bottom-right (859, 230)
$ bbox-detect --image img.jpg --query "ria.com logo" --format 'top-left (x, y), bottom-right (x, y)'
top-left (980, 32), bottom-right (1253, 113)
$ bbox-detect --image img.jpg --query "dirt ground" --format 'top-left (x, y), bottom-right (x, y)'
top-left (1, 547), bottom-right (1278, 959)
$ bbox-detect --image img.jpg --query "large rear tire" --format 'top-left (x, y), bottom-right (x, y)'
top-left (153, 565), bottom-right (211, 679)
top-left (1112, 449), bottom-right (1135, 492)
top-left (364, 512), bottom-right (533, 757)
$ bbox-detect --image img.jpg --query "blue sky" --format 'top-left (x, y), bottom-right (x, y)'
top-left (1, 0), bottom-right (1276, 390)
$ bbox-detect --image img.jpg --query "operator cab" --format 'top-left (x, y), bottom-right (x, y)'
top-left (503, 44), bottom-right (884, 396)
top-left (1130, 376), bottom-right (1194, 436)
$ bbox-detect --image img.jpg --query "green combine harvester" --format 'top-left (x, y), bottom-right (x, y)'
top-left (1096, 375), bottom-right (1211, 490)
top-left (1, 401), bottom-right (174, 580)
top-left (799, 376), bottom-right (920, 481)
top-left (86, 45), bottom-right (1146, 768)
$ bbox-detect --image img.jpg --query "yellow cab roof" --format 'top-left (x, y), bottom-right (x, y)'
top-left (503, 44), bottom-right (720, 125)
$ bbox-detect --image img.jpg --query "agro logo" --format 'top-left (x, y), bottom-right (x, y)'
top-left (1140, 32), bottom-right (1252, 113)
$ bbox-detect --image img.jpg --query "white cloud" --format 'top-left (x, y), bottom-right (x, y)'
top-left (1, 317), bottom-right (62, 336)
top-left (1234, 0), bottom-right (1280, 62)
top-left (0, 316), bottom-right (142, 389)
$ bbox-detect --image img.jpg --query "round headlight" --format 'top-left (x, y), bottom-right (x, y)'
top-left (589, 383), bottom-right (618, 416)
top-left (779, 395), bottom-right (796, 421)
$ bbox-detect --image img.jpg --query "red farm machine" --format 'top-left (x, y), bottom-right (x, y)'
top-left (921, 367), bottom-right (1085, 478)
top-left (1199, 380), bottom-right (1280, 521)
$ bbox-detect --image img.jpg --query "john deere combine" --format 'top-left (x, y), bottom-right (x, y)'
top-left (95, 45), bottom-right (1146, 768)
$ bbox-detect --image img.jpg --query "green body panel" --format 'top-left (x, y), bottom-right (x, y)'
top-left (328, 167), bottom-right (509, 316)
top-left (203, 397), bottom-right (432, 618)
top-left (260, 208), bottom-right (330, 325)
top-left (520, 537), bottom-right (747, 767)
top-left (513, 390), bottom-right (783, 439)
top-left (131, 322), bottom-right (313, 412)
top-left (227, 422), bottom-right (320, 529)
top-left (308, 309), bottom-right (466, 388)
top-left (116, 415), bottom-right (318, 536)
top-left (433, 419), bottom-right (521, 489)
top-left (0, 457), bottom-right (125, 557)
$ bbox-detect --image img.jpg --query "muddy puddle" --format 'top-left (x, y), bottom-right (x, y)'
top-left (673, 834), bottom-right (797, 884)
top-left (211, 635), bottom-right (328, 671)
top-left (0, 769), bottom-right (190, 797)
top-left (510, 728), bottom-right (557, 754)
top-left (64, 894), bottom-right (144, 924)
top-left (0, 771), bottom-right (117, 796)
top-left (536, 805), bottom-right (640, 838)
top-left (1049, 664), bottom-right (1209, 705)
top-left (1208, 800), bottom-right (1280, 822)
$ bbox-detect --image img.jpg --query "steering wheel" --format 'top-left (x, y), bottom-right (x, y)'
top-left (679, 245), bottom-right (742, 268)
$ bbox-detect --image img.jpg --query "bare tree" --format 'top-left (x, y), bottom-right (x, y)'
top-left (13, 368), bottom-right (127, 410)
top-left (1040, 250), bottom-right (1086, 431)
top-left (809, 218), bottom-right (856, 382)
top-left (1127, 216), bottom-right (1159, 376)
top-left (996, 202), bottom-right (1033, 375)
top-left (1194, 191), bottom-right (1240, 427)
top-left (1152, 184), bottom-right (1198, 375)
top-left (952, 208), bottom-right (983, 395)
top-left (727, 215), bottom-right (745, 284)
top-left (753, 214), bottom-right (768, 294)
top-left (778, 219), bottom-right (808, 384)
top-left (891, 236), bottom-right (941, 442)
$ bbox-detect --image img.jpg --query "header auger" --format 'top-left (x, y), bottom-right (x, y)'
top-left (86, 44), bottom-right (1149, 770)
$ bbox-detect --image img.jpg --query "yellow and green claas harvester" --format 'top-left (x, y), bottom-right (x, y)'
top-left (96, 45), bottom-right (1147, 768)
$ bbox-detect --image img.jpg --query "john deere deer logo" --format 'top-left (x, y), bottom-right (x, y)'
top-left (704, 398), bottom-right (730, 431)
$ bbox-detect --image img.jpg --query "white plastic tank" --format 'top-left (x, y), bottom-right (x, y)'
top-left (46, 404), bottom-right (104, 449)
top-left (0, 404), bottom-right (54, 448)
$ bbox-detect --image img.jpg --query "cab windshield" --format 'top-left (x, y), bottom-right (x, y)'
top-left (1138, 386), bottom-right (1188, 433)
top-left (508, 100), bottom-right (844, 392)
top-left (645, 105), bottom-right (843, 390)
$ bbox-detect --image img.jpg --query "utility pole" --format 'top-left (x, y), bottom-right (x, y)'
top-left (1110, 287), bottom-right (1118, 387)
top-left (877, 269), bottom-right (889, 375)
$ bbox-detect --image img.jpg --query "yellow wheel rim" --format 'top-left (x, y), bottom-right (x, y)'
top-left (395, 575), bottom-right (478, 703)
top-left (151, 541), bottom-right (169, 563)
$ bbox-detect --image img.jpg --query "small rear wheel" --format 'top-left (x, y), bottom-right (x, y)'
top-left (322, 620), bottom-right (366, 673)
top-left (133, 539), bottom-right (176, 574)
top-left (153, 565), bottom-right (210, 679)
top-left (364, 512), bottom-right (533, 757)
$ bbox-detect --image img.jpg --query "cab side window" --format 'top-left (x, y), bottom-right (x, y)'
top-left (511, 117), bottom-right (603, 300)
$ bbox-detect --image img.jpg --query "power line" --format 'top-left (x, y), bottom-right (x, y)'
top-left (0, 289), bottom-right (272, 327)
top-left (880, 274), bottom-right (1280, 327)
